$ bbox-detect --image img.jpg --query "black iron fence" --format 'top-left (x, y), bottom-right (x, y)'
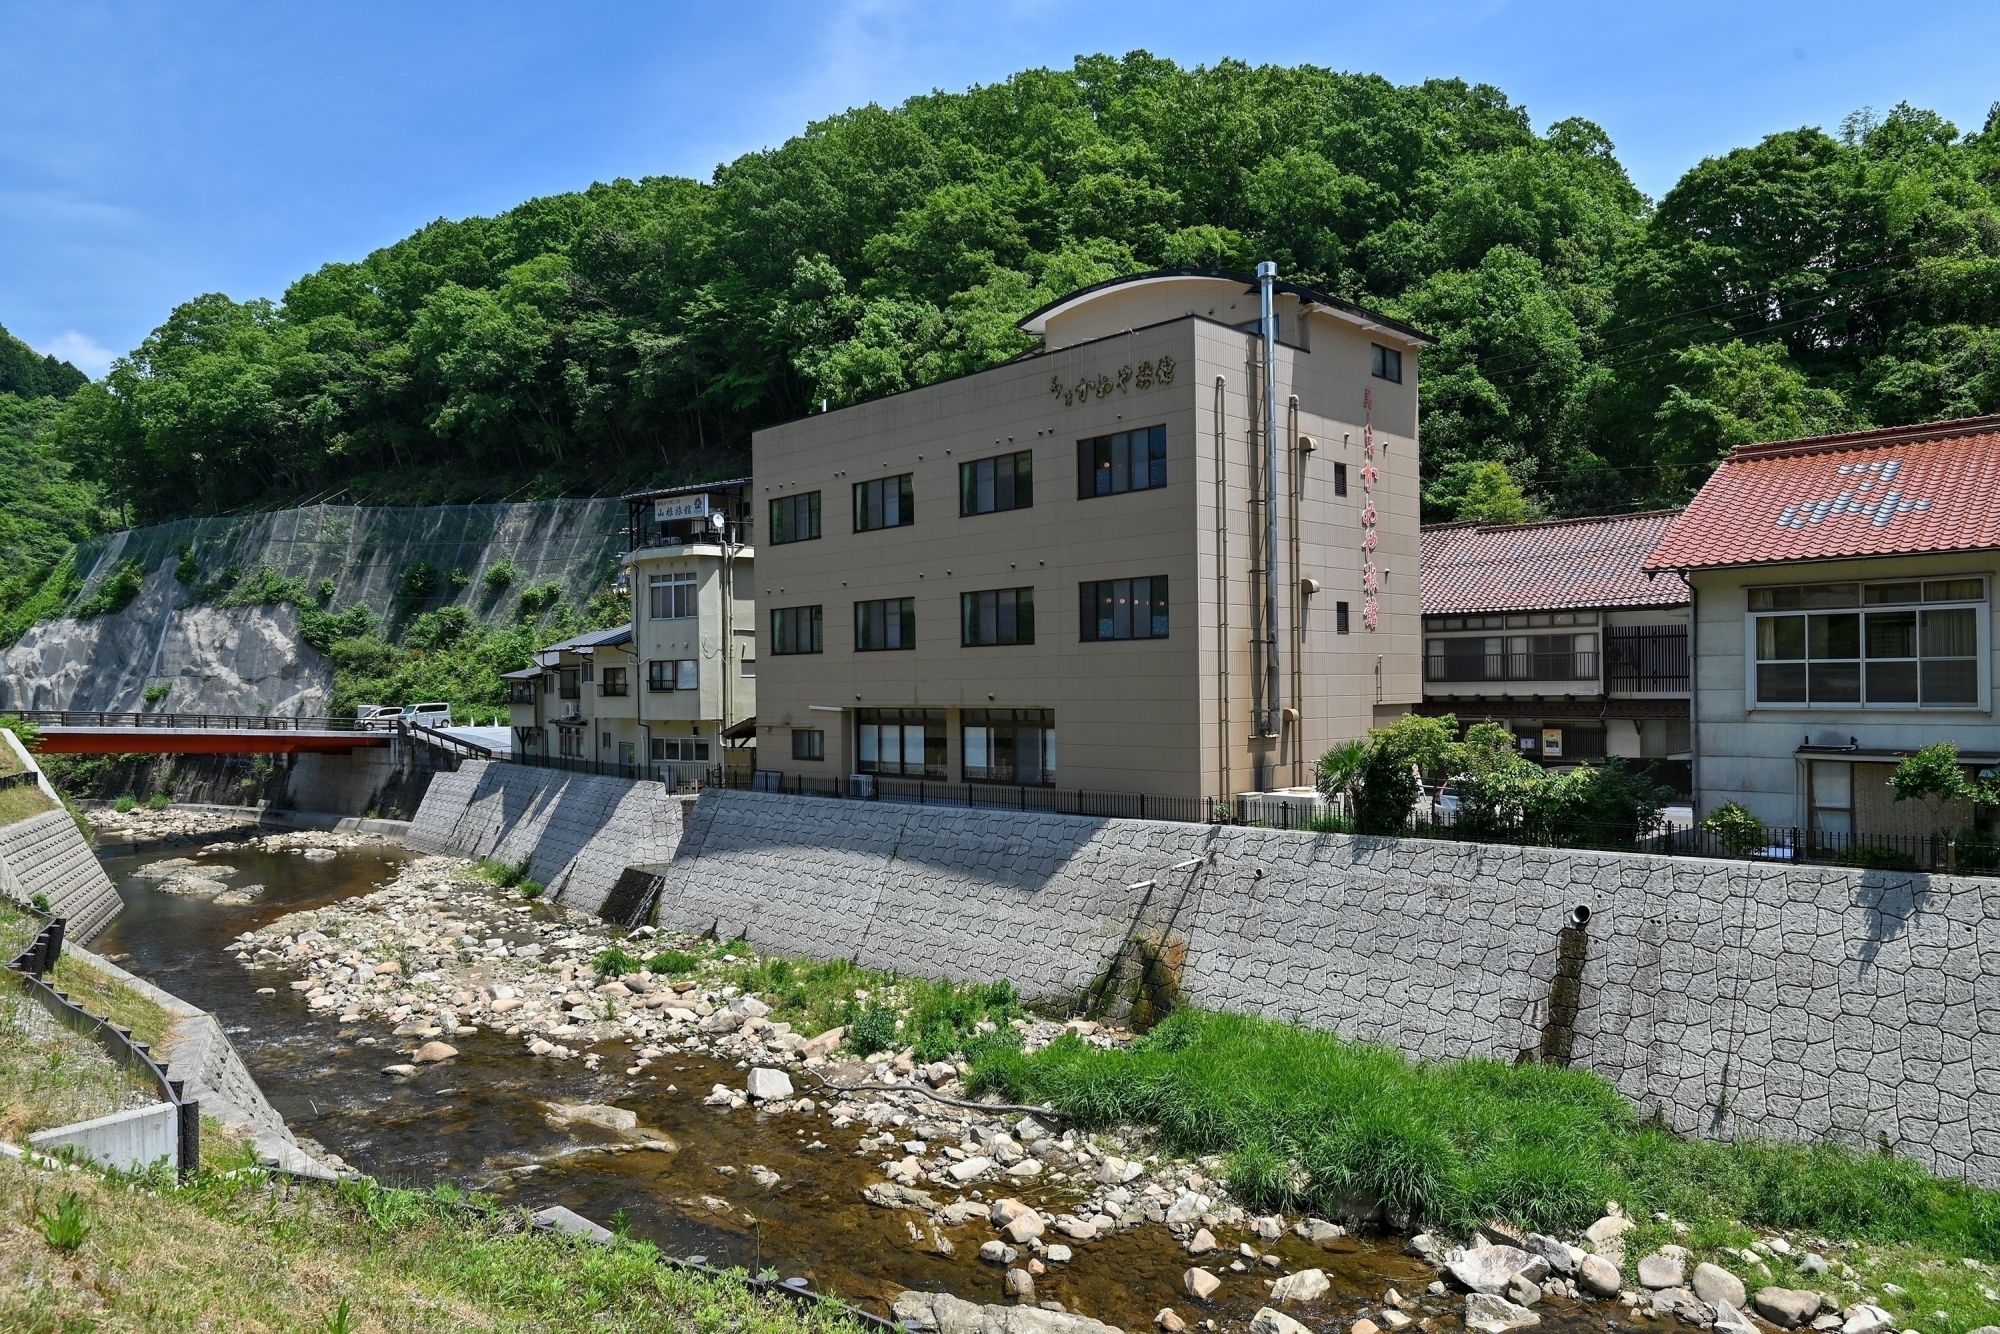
top-left (0, 770), bottom-right (39, 794)
top-left (4, 913), bottom-right (200, 1178)
top-left (10, 708), bottom-right (363, 732)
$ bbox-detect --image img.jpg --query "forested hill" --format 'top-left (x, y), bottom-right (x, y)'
top-left (47, 54), bottom-right (2000, 529)
top-left (0, 323), bottom-right (86, 400)
top-left (0, 324), bottom-right (104, 627)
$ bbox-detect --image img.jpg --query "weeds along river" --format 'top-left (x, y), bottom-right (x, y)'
top-left (91, 838), bottom-right (1618, 1333)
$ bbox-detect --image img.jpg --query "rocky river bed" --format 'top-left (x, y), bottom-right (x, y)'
top-left (92, 833), bottom-right (1963, 1334)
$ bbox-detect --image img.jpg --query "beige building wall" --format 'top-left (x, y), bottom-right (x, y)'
top-left (751, 278), bottom-right (1422, 799)
top-left (1690, 551), bottom-right (2000, 832)
top-left (626, 544), bottom-right (756, 755)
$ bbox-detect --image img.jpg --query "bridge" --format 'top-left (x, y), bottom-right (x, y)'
top-left (11, 710), bottom-right (492, 760)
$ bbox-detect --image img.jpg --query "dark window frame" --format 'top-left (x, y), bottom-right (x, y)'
top-left (1076, 425), bottom-right (1167, 499)
top-left (853, 474), bottom-right (915, 532)
top-left (1079, 575), bottom-right (1170, 642)
top-left (770, 605), bottom-right (824, 656)
top-left (961, 587), bottom-right (1036, 647)
top-left (854, 707), bottom-right (946, 778)
top-left (960, 450), bottom-right (1034, 517)
top-left (1333, 462), bottom-right (1348, 497)
top-left (791, 729), bottom-right (825, 761)
top-left (961, 708), bottom-right (1056, 786)
top-left (1371, 343), bottom-right (1403, 384)
top-left (854, 596), bottom-right (917, 652)
top-left (769, 491), bottom-right (822, 544)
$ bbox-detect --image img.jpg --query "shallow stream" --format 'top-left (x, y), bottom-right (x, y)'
top-left (92, 839), bottom-right (1619, 1332)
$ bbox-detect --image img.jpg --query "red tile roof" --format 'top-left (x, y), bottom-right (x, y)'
top-left (1644, 415), bottom-right (2000, 572)
top-left (1421, 510), bottom-right (1689, 615)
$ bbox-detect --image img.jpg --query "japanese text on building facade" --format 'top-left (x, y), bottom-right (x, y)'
top-left (1049, 357), bottom-right (1175, 407)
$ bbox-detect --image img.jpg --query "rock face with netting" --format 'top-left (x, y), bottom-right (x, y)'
top-left (0, 499), bottom-right (627, 715)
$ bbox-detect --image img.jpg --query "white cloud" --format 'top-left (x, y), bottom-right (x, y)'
top-left (37, 330), bottom-right (116, 378)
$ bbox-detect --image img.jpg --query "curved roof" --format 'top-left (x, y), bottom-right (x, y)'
top-left (1645, 415), bottom-right (2000, 572)
top-left (1015, 269), bottom-right (1434, 347)
top-left (1422, 510), bottom-right (1689, 615)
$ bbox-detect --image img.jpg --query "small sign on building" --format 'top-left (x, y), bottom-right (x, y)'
top-left (654, 493), bottom-right (711, 523)
top-left (1541, 727), bottom-right (1564, 758)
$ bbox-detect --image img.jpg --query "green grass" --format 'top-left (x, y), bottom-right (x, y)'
top-left (968, 1007), bottom-right (2000, 1266)
top-left (0, 1158), bottom-right (871, 1333)
top-left (0, 988), bottom-right (159, 1141)
top-left (721, 952), bottom-right (1023, 1062)
top-left (48, 952), bottom-right (174, 1050)
top-left (0, 782), bottom-right (55, 827)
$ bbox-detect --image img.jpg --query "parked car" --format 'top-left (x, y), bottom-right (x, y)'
top-left (356, 705), bottom-right (402, 732)
top-left (402, 702), bottom-right (453, 728)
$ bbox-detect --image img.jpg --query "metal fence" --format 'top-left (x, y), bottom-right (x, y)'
top-left (5, 914), bottom-right (201, 1178)
top-left (10, 708), bottom-right (364, 732)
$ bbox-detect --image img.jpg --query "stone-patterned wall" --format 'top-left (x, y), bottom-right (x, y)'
top-left (406, 760), bottom-right (685, 914)
top-left (0, 731), bottom-right (122, 941)
top-left (664, 790), bottom-right (1999, 1188)
top-left (405, 765), bottom-right (2000, 1185)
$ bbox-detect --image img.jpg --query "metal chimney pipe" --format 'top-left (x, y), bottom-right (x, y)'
top-left (1257, 261), bottom-right (1282, 744)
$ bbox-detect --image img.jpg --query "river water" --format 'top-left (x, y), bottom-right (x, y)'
top-left (91, 839), bottom-right (1619, 1332)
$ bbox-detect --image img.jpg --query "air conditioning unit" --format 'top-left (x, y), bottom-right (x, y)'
top-left (558, 706), bottom-right (584, 724)
top-left (849, 773), bottom-right (877, 798)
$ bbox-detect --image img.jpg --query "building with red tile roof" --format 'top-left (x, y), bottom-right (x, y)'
top-left (1646, 415), bottom-right (2000, 573)
top-left (1418, 511), bottom-right (1691, 789)
top-left (1648, 415), bottom-right (2000, 846)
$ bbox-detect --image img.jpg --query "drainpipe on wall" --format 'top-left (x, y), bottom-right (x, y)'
top-left (1258, 262), bottom-right (1282, 761)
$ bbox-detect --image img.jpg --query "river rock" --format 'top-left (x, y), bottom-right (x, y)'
top-left (891, 1289), bottom-right (1120, 1334)
top-left (1352, 1321), bottom-right (1380, 1334)
top-left (1638, 1247), bottom-right (1688, 1290)
top-left (1002, 1209), bottom-right (1046, 1244)
top-left (863, 1182), bottom-right (939, 1213)
top-left (1524, 1233), bottom-right (1579, 1276)
top-left (801, 1027), bottom-right (844, 1059)
top-left (980, 1241), bottom-right (1011, 1264)
top-left (1250, 1309), bottom-right (1310, 1334)
top-left (1155, 1309), bottom-right (1185, 1333)
top-left (949, 1156), bottom-right (994, 1182)
top-left (1840, 1303), bottom-right (1895, 1334)
top-left (745, 1067), bottom-right (793, 1101)
top-left (1754, 1288), bottom-right (1824, 1328)
top-left (381, 1063), bottom-right (417, 1077)
top-left (1295, 1218), bottom-right (1345, 1246)
top-left (1270, 1269), bottom-right (1329, 1303)
top-left (1693, 1262), bottom-right (1748, 1309)
top-left (412, 1040), bottom-right (458, 1064)
top-left (1715, 1301), bottom-right (1759, 1334)
top-left (1576, 1253), bottom-right (1622, 1298)
top-left (1186, 1228), bottom-right (1217, 1256)
top-left (1585, 1212), bottom-right (1637, 1259)
top-left (1184, 1268), bottom-right (1220, 1301)
top-left (1465, 1293), bottom-right (1542, 1333)
top-left (544, 1102), bottom-right (639, 1133)
top-left (1005, 1268), bottom-right (1036, 1301)
top-left (1505, 1276), bottom-right (1542, 1307)
top-left (1448, 1246), bottom-right (1546, 1296)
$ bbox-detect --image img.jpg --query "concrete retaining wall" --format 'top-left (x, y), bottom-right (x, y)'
top-left (0, 730), bottom-right (121, 941)
top-left (64, 942), bottom-right (335, 1178)
top-left (663, 789), bottom-right (1999, 1188)
top-left (28, 1102), bottom-right (178, 1173)
top-left (405, 760), bottom-right (685, 914)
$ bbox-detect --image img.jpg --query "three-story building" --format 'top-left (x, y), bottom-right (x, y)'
top-left (749, 268), bottom-right (1431, 799)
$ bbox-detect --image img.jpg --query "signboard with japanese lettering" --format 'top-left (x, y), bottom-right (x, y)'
top-left (654, 493), bottom-right (711, 523)
top-left (1541, 727), bottom-right (1564, 758)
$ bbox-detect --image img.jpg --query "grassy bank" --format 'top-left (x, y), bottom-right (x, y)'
top-left (49, 952), bottom-right (173, 1050)
top-left (0, 1158), bottom-right (870, 1333)
top-left (0, 986), bottom-right (159, 1142)
top-left (968, 1008), bottom-right (2000, 1326)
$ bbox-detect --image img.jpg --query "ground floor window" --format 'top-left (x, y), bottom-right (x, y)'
top-left (855, 708), bottom-right (945, 777)
top-left (650, 737), bottom-right (711, 763)
top-left (1808, 760), bottom-right (1853, 836)
top-left (791, 729), bottom-right (824, 761)
top-left (557, 727), bottom-right (584, 758)
top-left (962, 709), bottom-right (1055, 785)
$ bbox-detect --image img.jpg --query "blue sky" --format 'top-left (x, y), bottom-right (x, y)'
top-left (2, 0), bottom-right (1995, 377)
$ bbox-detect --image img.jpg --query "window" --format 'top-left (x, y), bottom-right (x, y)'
top-left (507, 679), bottom-right (537, 704)
top-left (1334, 462), bottom-right (1348, 497)
top-left (769, 492), bottom-right (821, 544)
top-left (791, 729), bottom-right (825, 761)
top-left (1808, 761), bottom-right (1853, 836)
top-left (557, 728), bottom-right (583, 758)
top-left (1423, 633), bottom-right (1597, 682)
top-left (581, 660), bottom-right (594, 683)
top-left (962, 587), bottom-right (1035, 646)
top-left (1371, 343), bottom-right (1402, 383)
top-left (1080, 576), bottom-right (1169, 642)
top-left (963, 709), bottom-right (1056, 785)
top-left (647, 659), bottom-right (699, 691)
top-left (1077, 425), bottom-right (1167, 498)
top-left (960, 450), bottom-right (1034, 516)
top-left (1336, 601), bottom-right (1350, 634)
top-left (1749, 578), bottom-right (1984, 708)
top-left (853, 475), bottom-right (914, 532)
top-left (648, 572), bottom-right (696, 619)
top-left (599, 667), bottom-right (628, 696)
top-left (770, 605), bottom-right (823, 655)
top-left (650, 737), bottom-right (711, 763)
top-left (558, 669), bottom-right (580, 700)
top-left (855, 708), bottom-right (946, 777)
top-left (854, 597), bottom-right (916, 651)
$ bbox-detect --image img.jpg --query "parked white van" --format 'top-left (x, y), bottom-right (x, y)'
top-left (356, 705), bottom-right (402, 732)
top-left (402, 702), bottom-right (453, 728)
